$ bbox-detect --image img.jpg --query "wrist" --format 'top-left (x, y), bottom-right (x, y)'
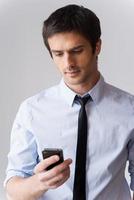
top-left (28, 174), bottom-right (48, 199)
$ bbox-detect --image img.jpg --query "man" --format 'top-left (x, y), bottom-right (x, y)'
top-left (5, 4), bottom-right (134, 200)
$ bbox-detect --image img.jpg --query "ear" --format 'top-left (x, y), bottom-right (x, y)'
top-left (95, 39), bottom-right (101, 55)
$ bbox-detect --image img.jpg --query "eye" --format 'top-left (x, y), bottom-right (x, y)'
top-left (54, 52), bottom-right (63, 57)
top-left (72, 49), bottom-right (83, 54)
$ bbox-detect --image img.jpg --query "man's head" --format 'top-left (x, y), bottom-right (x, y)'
top-left (42, 4), bottom-right (101, 56)
top-left (42, 4), bottom-right (101, 94)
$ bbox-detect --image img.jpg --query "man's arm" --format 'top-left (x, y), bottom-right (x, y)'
top-left (6, 156), bottom-right (72, 200)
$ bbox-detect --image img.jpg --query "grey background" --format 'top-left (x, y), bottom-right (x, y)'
top-left (0, 0), bottom-right (134, 199)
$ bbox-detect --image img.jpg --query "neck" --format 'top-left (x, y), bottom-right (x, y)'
top-left (66, 71), bottom-right (100, 95)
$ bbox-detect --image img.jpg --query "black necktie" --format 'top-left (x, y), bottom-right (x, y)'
top-left (73, 94), bottom-right (92, 200)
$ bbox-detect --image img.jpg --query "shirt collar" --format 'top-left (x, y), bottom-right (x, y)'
top-left (89, 74), bottom-right (105, 104)
top-left (59, 79), bottom-right (76, 106)
top-left (59, 74), bottom-right (105, 106)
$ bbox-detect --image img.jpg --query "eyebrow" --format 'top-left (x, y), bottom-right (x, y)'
top-left (51, 45), bottom-right (84, 53)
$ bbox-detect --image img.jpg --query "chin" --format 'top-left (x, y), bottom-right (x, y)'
top-left (65, 78), bottom-right (83, 86)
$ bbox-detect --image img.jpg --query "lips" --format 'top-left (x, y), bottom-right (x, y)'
top-left (65, 70), bottom-right (80, 74)
top-left (64, 70), bottom-right (80, 77)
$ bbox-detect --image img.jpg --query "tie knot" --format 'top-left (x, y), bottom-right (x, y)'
top-left (75, 94), bottom-right (92, 106)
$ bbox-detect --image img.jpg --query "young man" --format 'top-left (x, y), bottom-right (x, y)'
top-left (5, 4), bottom-right (134, 200)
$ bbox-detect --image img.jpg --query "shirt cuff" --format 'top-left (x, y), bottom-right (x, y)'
top-left (4, 170), bottom-right (30, 187)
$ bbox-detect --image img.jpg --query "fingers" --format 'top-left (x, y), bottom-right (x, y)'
top-left (41, 158), bottom-right (72, 181)
top-left (47, 167), bottom-right (70, 189)
top-left (34, 157), bottom-right (72, 191)
top-left (40, 164), bottom-right (71, 189)
top-left (34, 155), bottom-right (59, 174)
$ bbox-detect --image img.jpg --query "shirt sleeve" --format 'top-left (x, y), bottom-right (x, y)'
top-left (4, 100), bottom-right (38, 186)
top-left (128, 133), bottom-right (134, 191)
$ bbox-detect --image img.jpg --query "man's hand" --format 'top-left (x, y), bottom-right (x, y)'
top-left (6, 156), bottom-right (72, 200)
top-left (34, 155), bottom-right (72, 192)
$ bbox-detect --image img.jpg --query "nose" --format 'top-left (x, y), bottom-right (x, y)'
top-left (64, 53), bottom-right (75, 68)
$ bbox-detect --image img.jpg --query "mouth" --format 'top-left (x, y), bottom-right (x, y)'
top-left (65, 70), bottom-right (80, 77)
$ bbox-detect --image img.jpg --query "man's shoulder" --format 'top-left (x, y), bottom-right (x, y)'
top-left (106, 82), bottom-right (134, 97)
top-left (20, 84), bottom-right (59, 108)
top-left (104, 81), bottom-right (134, 107)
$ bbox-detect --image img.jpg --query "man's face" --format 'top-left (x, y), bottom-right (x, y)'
top-left (48, 31), bottom-right (101, 88)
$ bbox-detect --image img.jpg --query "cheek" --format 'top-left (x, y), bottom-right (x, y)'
top-left (53, 59), bottom-right (64, 73)
top-left (80, 57), bottom-right (96, 74)
top-left (79, 51), bottom-right (92, 62)
top-left (77, 55), bottom-right (92, 67)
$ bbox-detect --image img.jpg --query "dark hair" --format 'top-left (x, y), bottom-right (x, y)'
top-left (42, 4), bottom-right (101, 56)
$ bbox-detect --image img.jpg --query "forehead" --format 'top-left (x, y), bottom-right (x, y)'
top-left (48, 31), bottom-right (91, 51)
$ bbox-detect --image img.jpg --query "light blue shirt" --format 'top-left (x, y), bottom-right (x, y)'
top-left (5, 75), bottom-right (134, 200)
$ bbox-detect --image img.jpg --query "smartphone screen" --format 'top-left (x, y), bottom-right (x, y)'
top-left (42, 148), bottom-right (64, 170)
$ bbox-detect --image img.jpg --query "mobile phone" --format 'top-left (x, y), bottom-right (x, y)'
top-left (42, 148), bottom-right (64, 170)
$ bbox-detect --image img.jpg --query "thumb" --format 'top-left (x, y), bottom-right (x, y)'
top-left (34, 155), bottom-right (59, 174)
